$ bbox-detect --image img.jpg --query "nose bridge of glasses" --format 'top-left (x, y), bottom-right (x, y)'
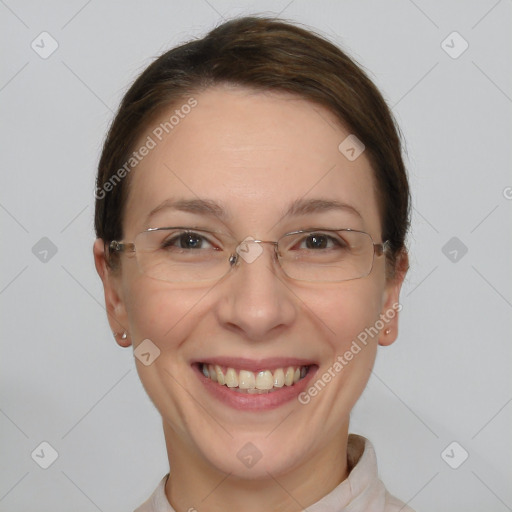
top-left (231, 238), bottom-right (279, 268)
top-left (246, 239), bottom-right (279, 248)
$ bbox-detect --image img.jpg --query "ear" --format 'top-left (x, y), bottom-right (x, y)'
top-left (378, 250), bottom-right (409, 347)
top-left (93, 238), bottom-right (131, 348)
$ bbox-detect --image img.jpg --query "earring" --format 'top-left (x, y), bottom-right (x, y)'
top-left (384, 328), bottom-right (391, 335)
top-left (113, 332), bottom-right (128, 340)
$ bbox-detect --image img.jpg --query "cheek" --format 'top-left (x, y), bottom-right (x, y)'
top-left (289, 281), bottom-right (385, 445)
top-left (319, 284), bottom-right (382, 380)
top-left (302, 281), bottom-right (383, 407)
top-left (124, 279), bottom-right (208, 344)
top-left (122, 279), bottom-right (209, 423)
top-left (306, 278), bottom-right (384, 352)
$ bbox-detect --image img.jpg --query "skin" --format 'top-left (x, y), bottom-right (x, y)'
top-left (94, 84), bottom-right (407, 512)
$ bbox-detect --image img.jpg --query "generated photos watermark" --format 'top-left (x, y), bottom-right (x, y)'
top-left (95, 97), bottom-right (197, 200)
top-left (298, 302), bottom-right (402, 405)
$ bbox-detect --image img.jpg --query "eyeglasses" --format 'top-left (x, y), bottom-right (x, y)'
top-left (108, 227), bottom-right (389, 283)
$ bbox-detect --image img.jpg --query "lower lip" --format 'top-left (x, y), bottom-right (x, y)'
top-left (193, 364), bottom-right (318, 410)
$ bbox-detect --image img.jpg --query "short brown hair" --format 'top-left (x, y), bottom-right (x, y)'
top-left (95, 16), bottom-right (410, 274)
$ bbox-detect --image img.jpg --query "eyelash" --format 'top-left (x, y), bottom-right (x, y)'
top-left (159, 230), bottom-right (348, 251)
top-left (161, 231), bottom-right (217, 250)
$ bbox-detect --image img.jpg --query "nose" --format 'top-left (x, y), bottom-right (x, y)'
top-left (215, 240), bottom-right (297, 341)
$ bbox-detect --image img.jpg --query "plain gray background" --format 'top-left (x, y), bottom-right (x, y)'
top-left (1, 1), bottom-right (511, 511)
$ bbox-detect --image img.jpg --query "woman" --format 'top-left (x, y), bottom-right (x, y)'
top-left (93, 16), bottom-right (412, 512)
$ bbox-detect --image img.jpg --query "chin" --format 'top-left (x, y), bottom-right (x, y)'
top-left (191, 427), bottom-right (312, 481)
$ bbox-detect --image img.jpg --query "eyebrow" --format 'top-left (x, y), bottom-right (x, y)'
top-left (146, 198), bottom-right (229, 223)
top-left (146, 197), bottom-right (362, 224)
top-left (284, 198), bottom-right (362, 219)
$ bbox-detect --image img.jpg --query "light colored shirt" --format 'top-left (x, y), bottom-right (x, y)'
top-left (134, 434), bottom-right (414, 512)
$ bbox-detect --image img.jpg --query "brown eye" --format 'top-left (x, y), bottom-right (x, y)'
top-left (161, 231), bottom-right (212, 250)
top-left (300, 233), bottom-right (346, 250)
top-left (178, 233), bottom-right (204, 249)
top-left (305, 234), bottom-right (328, 249)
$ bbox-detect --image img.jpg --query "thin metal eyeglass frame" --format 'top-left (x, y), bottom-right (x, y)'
top-left (108, 227), bottom-right (390, 283)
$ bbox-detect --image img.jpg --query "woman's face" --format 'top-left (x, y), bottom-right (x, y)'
top-left (95, 85), bottom-right (405, 479)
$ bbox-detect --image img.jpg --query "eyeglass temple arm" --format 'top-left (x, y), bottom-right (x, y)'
top-left (375, 240), bottom-right (391, 257)
top-left (108, 240), bottom-right (135, 253)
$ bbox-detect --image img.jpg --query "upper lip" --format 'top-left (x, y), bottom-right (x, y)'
top-left (192, 357), bottom-right (317, 372)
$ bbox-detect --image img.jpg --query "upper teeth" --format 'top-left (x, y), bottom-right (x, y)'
top-left (201, 364), bottom-right (307, 391)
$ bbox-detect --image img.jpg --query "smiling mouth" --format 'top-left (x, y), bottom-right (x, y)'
top-left (199, 363), bottom-right (312, 394)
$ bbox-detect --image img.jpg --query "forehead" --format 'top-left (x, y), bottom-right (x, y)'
top-left (123, 85), bottom-right (381, 237)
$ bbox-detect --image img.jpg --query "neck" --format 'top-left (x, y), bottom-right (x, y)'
top-left (163, 422), bottom-right (349, 512)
